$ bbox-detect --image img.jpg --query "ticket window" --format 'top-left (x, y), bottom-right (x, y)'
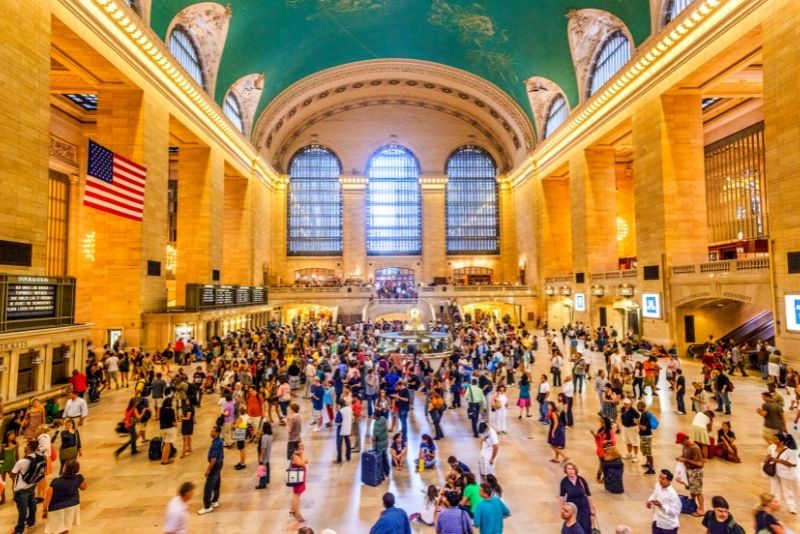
top-left (17, 350), bottom-right (37, 396)
top-left (51, 345), bottom-right (70, 386)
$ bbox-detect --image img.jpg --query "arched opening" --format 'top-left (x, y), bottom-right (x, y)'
top-left (168, 26), bottom-right (206, 90)
top-left (374, 267), bottom-right (416, 299)
top-left (586, 30), bottom-right (631, 98)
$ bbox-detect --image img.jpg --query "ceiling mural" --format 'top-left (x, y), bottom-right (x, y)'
top-left (151, 0), bottom-right (650, 122)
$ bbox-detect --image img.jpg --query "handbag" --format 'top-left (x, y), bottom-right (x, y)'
top-left (762, 448), bottom-right (785, 477)
top-left (591, 516), bottom-right (602, 534)
top-left (285, 466), bottom-right (305, 487)
top-left (60, 446), bottom-right (79, 462)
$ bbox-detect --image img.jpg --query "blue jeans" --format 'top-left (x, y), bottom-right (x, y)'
top-left (336, 431), bottom-right (351, 462)
top-left (203, 462), bottom-right (222, 508)
top-left (398, 409), bottom-right (409, 442)
top-left (13, 487), bottom-right (36, 533)
top-left (366, 394), bottom-right (376, 417)
top-left (761, 364), bottom-right (769, 379)
top-left (716, 391), bottom-right (731, 414)
top-left (538, 400), bottom-right (548, 422)
top-left (573, 374), bottom-right (584, 393)
top-left (115, 425), bottom-right (138, 456)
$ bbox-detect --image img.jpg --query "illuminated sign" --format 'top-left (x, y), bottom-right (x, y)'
top-left (785, 294), bottom-right (800, 332)
top-left (642, 293), bottom-right (661, 319)
top-left (575, 293), bottom-right (586, 312)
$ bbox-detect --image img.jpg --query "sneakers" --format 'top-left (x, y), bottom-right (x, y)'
top-left (632, 456), bottom-right (638, 463)
top-left (645, 468), bottom-right (656, 475)
top-left (623, 453), bottom-right (633, 460)
top-left (211, 501), bottom-right (220, 508)
top-left (197, 507), bottom-right (214, 515)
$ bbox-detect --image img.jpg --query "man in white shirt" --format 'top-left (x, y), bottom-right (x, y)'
top-left (478, 422), bottom-right (499, 479)
top-left (303, 359), bottom-right (317, 399)
top-left (335, 398), bottom-right (353, 463)
top-left (163, 481), bottom-right (195, 534)
top-left (562, 376), bottom-right (575, 427)
top-left (11, 441), bottom-right (40, 534)
top-left (646, 468), bottom-right (681, 534)
top-left (105, 353), bottom-right (120, 390)
top-left (62, 389), bottom-right (89, 425)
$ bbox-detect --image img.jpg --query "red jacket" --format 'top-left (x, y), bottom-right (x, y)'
top-left (69, 372), bottom-right (87, 393)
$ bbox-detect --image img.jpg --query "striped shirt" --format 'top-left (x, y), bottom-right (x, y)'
top-left (436, 507), bottom-right (472, 534)
top-left (373, 416), bottom-right (388, 451)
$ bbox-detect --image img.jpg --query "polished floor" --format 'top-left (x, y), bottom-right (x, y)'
top-left (2, 348), bottom-right (799, 533)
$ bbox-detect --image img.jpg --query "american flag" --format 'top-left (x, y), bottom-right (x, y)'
top-left (84, 140), bottom-right (146, 221)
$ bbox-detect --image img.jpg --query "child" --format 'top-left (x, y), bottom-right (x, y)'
top-left (409, 484), bottom-right (439, 526)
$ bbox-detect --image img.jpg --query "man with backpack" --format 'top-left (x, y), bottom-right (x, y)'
top-left (638, 400), bottom-right (657, 475)
top-left (11, 441), bottom-right (45, 533)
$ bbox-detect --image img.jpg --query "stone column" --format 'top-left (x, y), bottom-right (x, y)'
top-left (498, 180), bottom-right (518, 284)
top-left (76, 90), bottom-right (169, 346)
top-left (175, 146), bottom-right (224, 304)
top-left (342, 177), bottom-right (366, 282)
top-left (222, 174), bottom-right (252, 285)
top-left (632, 94), bottom-right (707, 344)
top-left (0, 0), bottom-right (51, 274)
top-left (250, 178), bottom-right (272, 286)
top-left (569, 146), bottom-right (618, 324)
top-left (763, 0), bottom-right (800, 361)
top-left (421, 178), bottom-right (446, 284)
top-left (540, 177), bottom-right (572, 277)
top-left (270, 179), bottom-right (288, 284)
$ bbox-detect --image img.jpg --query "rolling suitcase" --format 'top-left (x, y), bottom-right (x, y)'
top-left (148, 438), bottom-right (163, 461)
top-left (361, 449), bottom-right (383, 486)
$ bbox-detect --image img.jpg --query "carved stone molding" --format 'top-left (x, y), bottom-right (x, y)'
top-left (167, 2), bottom-right (232, 99)
top-left (49, 135), bottom-right (78, 169)
top-left (525, 77), bottom-right (569, 142)
top-left (225, 73), bottom-right (264, 140)
top-left (253, 59), bottom-right (534, 170)
top-left (272, 97), bottom-right (512, 172)
top-left (567, 9), bottom-right (633, 101)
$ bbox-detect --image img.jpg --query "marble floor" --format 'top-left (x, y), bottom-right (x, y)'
top-left (2, 350), bottom-right (799, 534)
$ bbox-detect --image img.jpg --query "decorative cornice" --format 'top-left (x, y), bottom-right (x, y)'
top-left (253, 59), bottom-right (534, 170)
top-left (49, 135), bottom-right (78, 168)
top-left (83, 0), bottom-right (278, 187)
top-left (524, 0), bottom-right (730, 183)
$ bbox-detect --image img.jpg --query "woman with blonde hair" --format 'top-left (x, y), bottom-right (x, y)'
top-left (755, 493), bottom-right (790, 534)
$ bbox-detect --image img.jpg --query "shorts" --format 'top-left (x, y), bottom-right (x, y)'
top-left (686, 467), bottom-right (703, 495)
top-left (622, 425), bottom-right (640, 447)
top-left (160, 427), bottom-right (177, 444)
top-left (312, 409), bottom-right (322, 421)
top-left (237, 439), bottom-right (245, 450)
top-left (763, 426), bottom-right (779, 444)
top-left (640, 435), bottom-right (652, 456)
top-left (110, 371), bottom-right (120, 380)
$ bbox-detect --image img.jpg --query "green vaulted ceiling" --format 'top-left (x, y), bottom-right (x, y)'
top-left (151, 0), bottom-right (651, 121)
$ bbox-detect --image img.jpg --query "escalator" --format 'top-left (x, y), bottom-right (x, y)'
top-left (687, 310), bottom-right (774, 357)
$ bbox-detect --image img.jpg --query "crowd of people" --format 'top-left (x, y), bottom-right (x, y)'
top-left (0, 317), bottom-right (797, 533)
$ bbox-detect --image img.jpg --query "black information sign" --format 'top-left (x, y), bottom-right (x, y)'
top-left (201, 286), bottom-right (215, 306)
top-left (252, 287), bottom-right (266, 304)
top-left (214, 286), bottom-right (235, 306)
top-left (235, 286), bottom-right (251, 305)
top-left (6, 283), bottom-right (56, 319)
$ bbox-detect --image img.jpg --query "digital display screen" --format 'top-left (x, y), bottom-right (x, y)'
top-left (6, 284), bottom-right (56, 319)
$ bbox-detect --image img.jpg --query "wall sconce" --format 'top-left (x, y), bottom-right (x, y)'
top-left (0, 354), bottom-right (5, 373)
top-left (592, 285), bottom-right (605, 297)
top-left (559, 286), bottom-right (572, 296)
top-left (82, 232), bottom-right (96, 262)
top-left (618, 284), bottom-right (634, 297)
top-left (545, 286), bottom-right (556, 296)
top-left (166, 244), bottom-right (178, 274)
top-left (31, 351), bottom-right (43, 365)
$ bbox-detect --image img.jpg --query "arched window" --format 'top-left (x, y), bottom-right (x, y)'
top-left (223, 93), bottom-right (244, 133)
top-left (446, 146), bottom-right (499, 255)
top-left (287, 145), bottom-right (343, 256)
top-left (544, 95), bottom-right (568, 139)
top-left (366, 145), bottom-right (422, 256)
top-left (664, 0), bottom-right (694, 25)
top-left (168, 27), bottom-right (205, 90)
top-left (587, 30), bottom-right (631, 97)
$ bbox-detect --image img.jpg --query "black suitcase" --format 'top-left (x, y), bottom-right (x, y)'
top-left (361, 449), bottom-right (384, 486)
top-left (149, 438), bottom-right (162, 461)
top-left (148, 438), bottom-right (177, 461)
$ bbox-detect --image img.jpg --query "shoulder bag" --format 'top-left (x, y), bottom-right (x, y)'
top-left (762, 448), bottom-right (785, 477)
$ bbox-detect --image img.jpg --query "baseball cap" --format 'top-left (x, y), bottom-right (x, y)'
top-left (675, 432), bottom-right (689, 444)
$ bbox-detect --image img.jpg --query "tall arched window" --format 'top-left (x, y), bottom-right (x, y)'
top-left (544, 95), bottom-right (568, 139)
top-left (168, 27), bottom-right (205, 90)
top-left (446, 146), bottom-right (499, 255)
top-left (664, 0), bottom-right (693, 25)
top-left (287, 145), bottom-right (343, 256)
top-left (366, 145), bottom-right (422, 256)
top-left (223, 93), bottom-right (244, 133)
top-left (587, 30), bottom-right (631, 97)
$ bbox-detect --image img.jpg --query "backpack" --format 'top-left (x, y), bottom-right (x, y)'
top-left (21, 453), bottom-right (46, 485)
top-left (647, 412), bottom-right (659, 430)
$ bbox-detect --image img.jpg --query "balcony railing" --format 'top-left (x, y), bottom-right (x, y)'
top-left (269, 284), bottom-right (535, 296)
top-left (590, 269), bottom-right (638, 281)
top-left (671, 257), bottom-right (770, 276)
top-left (544, 275), bottom-right (572, 284)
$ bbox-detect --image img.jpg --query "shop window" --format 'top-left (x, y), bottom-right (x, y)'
top-left (453, 267), bottom-right (494, 285)
top-left (445, 146), bottom-right (499, 255)
top-left (51, 345), bottom-right (69, 386)
top-left (366, 146), bottom-right (422, 256)
top-left (287, 145), bottom-right (343, 256)
top-left (17, 351), bottom-right (36, 396)
top-left (46, 171), bottom-right (70, 276)
top-left (587, 31), bottom-right (630, 97)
